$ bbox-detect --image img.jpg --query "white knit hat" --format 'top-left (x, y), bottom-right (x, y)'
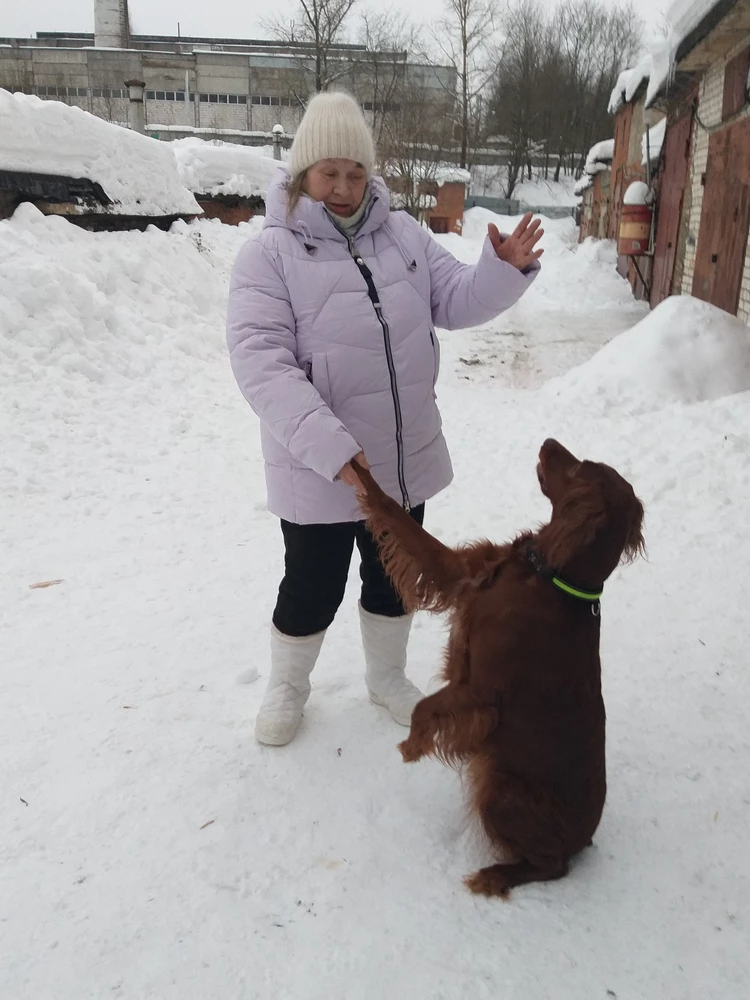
top-left (289, 90), bottom-right (376, 179)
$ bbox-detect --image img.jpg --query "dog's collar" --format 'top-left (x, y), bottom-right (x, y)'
top-left (527, 543), bottom-right (602, 616)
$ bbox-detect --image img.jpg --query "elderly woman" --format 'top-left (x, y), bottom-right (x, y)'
top-left (227, 90), bottom-right (543, 745)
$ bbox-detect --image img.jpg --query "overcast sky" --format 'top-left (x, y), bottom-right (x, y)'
top-left (4, 0), bottom-right (668, 47)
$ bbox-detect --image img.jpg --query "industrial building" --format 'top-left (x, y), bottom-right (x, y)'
top-left (0, 0), bottom-right (456, 143)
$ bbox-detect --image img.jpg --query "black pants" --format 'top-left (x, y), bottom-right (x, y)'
top-left (272, 504), bottom-right (426, 637)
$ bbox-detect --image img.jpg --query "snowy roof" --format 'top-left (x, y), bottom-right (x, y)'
top-left (609, 3), bottom-right (729, 112)
top-left (645, 0), bottom-right (725, 106)
top-left (608, 53), bottom-right (653, 114)
top-left (642, 117), bottom-right (667, 166)
top-left (434, 165), bottom-right (471, 186)
top-left (171, 138), bottom-right (281, 199)
top-left (382, 160), bottom-right (471, 187)
top-left (584, 139), bottom-right (615, 175)
top-left (0, 90), bottom-right (200, 217)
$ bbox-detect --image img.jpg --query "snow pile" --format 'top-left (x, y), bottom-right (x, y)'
top-left (584, 139), bottom-right (615, 175)
top-left (545, 294), bottom-right (750, 413)
top-left (623, 181), bottom-right (651, 205)
top-left (574, 175), bottom-right (593, 196)
top-left (0, 90), bottom-right (200, 216)
top-left (171, 137), bottom-right (281, 199)
top-left (642, 117), bottom-right (667, 166)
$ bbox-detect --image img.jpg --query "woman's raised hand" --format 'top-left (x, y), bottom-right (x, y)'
top-left (488, 213), bottom-right (544, 272)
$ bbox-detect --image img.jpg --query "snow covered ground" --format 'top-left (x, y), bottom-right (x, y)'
top-left (471, 166), bottom-right (579, 208)
top-left (2, 204), bottom-right (749, 999)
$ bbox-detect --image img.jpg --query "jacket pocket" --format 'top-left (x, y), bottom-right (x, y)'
top-left (310, 351), bottom-right (333, 406)
top-left (429, 328), bottom-right (440, 388)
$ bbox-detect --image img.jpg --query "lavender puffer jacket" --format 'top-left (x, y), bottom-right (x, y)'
top-left (226, 169), bottom-right (539, 524)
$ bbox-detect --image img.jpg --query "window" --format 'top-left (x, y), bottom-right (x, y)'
top-left (218, 93), bottom-right (228, 103)
top-left (238, 95), bottom-right (247, 104)
top-left (209, 93), bottom-right (218, 103)
top-left (165, 91), bottom-right (175, 101)
top-left (251, 95), bottom-right (261, 105)
top-left (77, 87), bottom-right (89, 97)
top-left (36, 85), bottom-right (47, 96)
top-left (363, 101), bottom-right (373, 111)
top-left (93, 87), bottom-right (104, 98)
top-left (228, 94), bottom-right (237, 104)
top-left (200, 93), bottom-right (209, 102)
top-left (270, 96), bottom-right (280, 106)
top-left (155, 91), bottom-right (166, 100)
top-left (176, 91), bottom-right (185, 101)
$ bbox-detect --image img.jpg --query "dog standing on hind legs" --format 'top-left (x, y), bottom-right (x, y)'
top-left (352, 440), bottom-right (644, 898)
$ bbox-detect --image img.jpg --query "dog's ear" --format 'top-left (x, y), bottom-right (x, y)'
top-left (621, 496), bottom-right (646, 564)
top-left (543, 481), bottom-right (608, 570)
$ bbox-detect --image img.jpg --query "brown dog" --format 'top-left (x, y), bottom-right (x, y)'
top-left (354, 439), bottom-right (644, 897)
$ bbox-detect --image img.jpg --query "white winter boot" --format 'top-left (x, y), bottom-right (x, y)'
top-left (359, 603), bottom-right (424, 726)
top-left (254, 625), bottom-right (326, 746)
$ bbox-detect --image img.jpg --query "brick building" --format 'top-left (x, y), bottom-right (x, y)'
top-left (664, 1), bottom-right (750, 321)
top-left (576, 140), bottom-right (615, 241)
top-left (583, 0), bottom-right (750, 324)
top-left (0, 0), bottom-right (456, 144)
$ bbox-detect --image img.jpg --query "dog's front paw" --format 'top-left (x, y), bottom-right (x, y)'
top-left (464, 867), bottom-right (512, 900)
top-left (398, 738), bottom-right (424, 763)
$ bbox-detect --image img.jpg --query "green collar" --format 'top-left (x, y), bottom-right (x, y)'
top-left (550, 575), bottom-right (602, 602)
top-left (527, 543), bottom-right (602, 615)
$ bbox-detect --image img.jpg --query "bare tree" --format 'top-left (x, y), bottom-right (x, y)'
top-left (355, 7), bottom-right (417, 147)
top-left (431, 0), bottom-right (499, 170)
top-left (378, 80), bottom-right (455, 218)
top-left (487, 0), bottom-right (642, 194)
top-left (265, 0), bottom-right (359, 94)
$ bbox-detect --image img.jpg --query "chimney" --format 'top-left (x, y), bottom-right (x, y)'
top-left (95, 0), bottom-right (130, 49)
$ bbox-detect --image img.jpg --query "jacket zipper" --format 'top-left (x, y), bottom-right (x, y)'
top-left (349, 241), bottom-right (410, 511)
top-left (322, 200), bottom-right (411, 511)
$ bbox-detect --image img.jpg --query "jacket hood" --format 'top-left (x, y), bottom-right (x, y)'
top-left (263, 165), bottom-right (392, 243)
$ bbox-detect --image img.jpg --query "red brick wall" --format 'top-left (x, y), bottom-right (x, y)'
top-left (433, 182), bottom-right (465, 234)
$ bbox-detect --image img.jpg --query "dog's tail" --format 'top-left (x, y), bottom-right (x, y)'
top-left (353, 460), bottom-right (505, 614)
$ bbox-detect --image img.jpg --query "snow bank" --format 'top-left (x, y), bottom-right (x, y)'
top-left (171, 137), bottom-right (281, 199)
top-left (545, 295), bottom-right (750, 412)
top-left (585, 139), bottom-right (615, 175)
top-left (0, 90), bottom-right (200, 217)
